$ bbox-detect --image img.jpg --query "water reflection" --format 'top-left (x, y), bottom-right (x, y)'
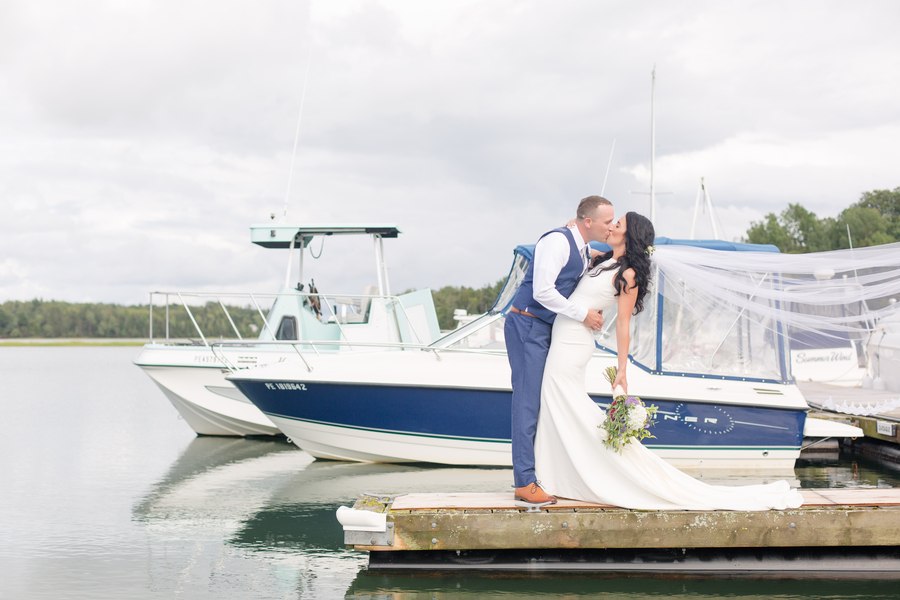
top-left (134, 438), bottom-right (516, 598)
top-left (132, 436), bottom-right (900, 599)
top-left (10, 347), bottom-right (899, 599)
top-left (230, 460), bottom-right (513, 552)
top-left (795, 456), bottom-right (900, 489)
top-left (133, 436), bottom-right (296, 519)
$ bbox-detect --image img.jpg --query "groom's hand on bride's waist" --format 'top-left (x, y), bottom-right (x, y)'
top-left (583, 309), bottom-right (603, 330)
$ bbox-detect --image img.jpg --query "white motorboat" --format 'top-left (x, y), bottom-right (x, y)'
top-left (134, 223), bottom-right (440, 436)
top-left (228, 239), bottom-right (895, 469)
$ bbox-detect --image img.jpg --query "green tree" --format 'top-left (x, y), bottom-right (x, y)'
top-left (0, 299), bottom-right (266, 339)
top-left (745, 204), bottom-right (829, 253)
top-left (831, 206), bottom-right (892, 249)
top-left (744, 188), bottom-right (898, 252)
top-left (850, 187), bottom-right (899, 241)
top-left (0, 306), bottom-right (10, 333)
top-left (430, 279), bottom-right (505, 330)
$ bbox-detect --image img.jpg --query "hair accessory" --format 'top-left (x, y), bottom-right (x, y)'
top-left (645, 245), bottom-right (655, 257)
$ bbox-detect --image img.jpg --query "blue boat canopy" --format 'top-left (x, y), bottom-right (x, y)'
top-left (514, 237), bottom-right (778, 262)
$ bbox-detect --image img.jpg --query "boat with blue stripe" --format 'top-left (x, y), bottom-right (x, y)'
top-left (227, 238), bottom-right (861, 469)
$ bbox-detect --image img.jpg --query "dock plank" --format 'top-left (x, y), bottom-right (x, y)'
top-left (349, 489), bottom-right (900, 553)
top-left (390, 488), bottom-right (900, 511)
top-left (391, 492), bottom-right (611, 511)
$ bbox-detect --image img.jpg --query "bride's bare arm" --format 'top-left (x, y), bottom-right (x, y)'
top-left (613, 269), bottom-right (639, 394)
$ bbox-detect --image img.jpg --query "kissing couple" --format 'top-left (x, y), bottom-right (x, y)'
top-left (504, 195), bottom-right (802, 511)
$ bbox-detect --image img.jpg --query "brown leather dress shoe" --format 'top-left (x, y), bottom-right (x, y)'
top-left (514, 481), bottom-right (558, 506)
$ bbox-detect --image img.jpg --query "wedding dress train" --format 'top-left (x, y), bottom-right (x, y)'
top-left (534, 261), bottom-right (804, 510)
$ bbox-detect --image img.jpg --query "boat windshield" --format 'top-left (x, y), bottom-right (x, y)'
top-left (430, 312), bottom-right (507, 351)
top-left (429, 253), bottom-right (530, 351)
top-left (491, 253), bottom-right (530, 313)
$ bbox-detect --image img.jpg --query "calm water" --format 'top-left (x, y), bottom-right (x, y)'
top-left (2, 346), bottom-right (899, 599)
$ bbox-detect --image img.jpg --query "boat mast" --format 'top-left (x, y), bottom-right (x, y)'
top-left (630, 68), bottom-right (668, 224)
top-left (689, 177), bottom-right (720, 239)
top-left (601, 138), bottom-right (616, 196)
top-left (649, 66), bottom-right (656, 225)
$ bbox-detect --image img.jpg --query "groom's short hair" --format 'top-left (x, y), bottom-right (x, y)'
top-left (577, 195), bottom-right (612, 220)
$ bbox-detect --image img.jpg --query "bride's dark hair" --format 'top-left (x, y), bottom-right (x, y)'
top-left (589, 211), bottom-right (655, 315)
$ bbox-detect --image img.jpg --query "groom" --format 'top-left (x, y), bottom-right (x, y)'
top-left (505, 195), bottom-right (614, 506)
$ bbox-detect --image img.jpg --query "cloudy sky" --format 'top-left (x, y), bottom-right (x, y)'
top-left (2, 0), bottom-right (898, 305)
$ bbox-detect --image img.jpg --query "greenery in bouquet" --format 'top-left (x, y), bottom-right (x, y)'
top-left (601, 366), bottom-right (658, 452)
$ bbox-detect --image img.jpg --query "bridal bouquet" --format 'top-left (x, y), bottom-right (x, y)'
top-left (601, 367), bottom-right (658, 452)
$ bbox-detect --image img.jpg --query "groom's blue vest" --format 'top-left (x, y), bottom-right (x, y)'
top-left (511, 227), bottom-right (584, 325)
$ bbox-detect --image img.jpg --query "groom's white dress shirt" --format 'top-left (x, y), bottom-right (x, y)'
top-left (531, 226), bottom-right (590, 323)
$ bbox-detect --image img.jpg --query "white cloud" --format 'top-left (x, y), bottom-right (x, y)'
top-left (1, 0), bottom-right (898, 305)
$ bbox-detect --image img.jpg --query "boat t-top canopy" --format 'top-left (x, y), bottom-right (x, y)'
top-left (251, 223), bottom-right (400, 249)
top-left (251, 223), bottom-right (401, 297)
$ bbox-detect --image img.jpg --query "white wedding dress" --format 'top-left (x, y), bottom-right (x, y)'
top-left (534, 261), bottom-right (804, 510)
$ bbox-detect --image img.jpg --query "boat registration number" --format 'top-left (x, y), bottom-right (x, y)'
top-left (876, 420), bottom-right (896, 437)
top-left (264, 382), bottom-right (308, 391)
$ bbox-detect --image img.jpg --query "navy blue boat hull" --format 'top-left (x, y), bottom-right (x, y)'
top-left (230, 378), bottom-right (807, 467)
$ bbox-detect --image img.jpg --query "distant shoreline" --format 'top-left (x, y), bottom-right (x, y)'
top-left (0, 338), bottom-right (147, 347)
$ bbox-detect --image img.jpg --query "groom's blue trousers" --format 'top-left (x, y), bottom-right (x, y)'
top-left (504, 311), bottom-right (553, 488)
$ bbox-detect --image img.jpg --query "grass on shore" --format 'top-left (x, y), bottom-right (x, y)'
top-left (0, 339), bottom-right (147, 347)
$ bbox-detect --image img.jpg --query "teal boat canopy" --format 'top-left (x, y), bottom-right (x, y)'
top-left (251, 223), bottom-right (400, 249)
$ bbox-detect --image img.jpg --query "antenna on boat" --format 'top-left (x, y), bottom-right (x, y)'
top-left (600, 138), bottom-right (616, 196)
top-left (278, 44), bottom-right (313, 291)
top-left (282, 44), bottom-right (314, 220)
top-left (689, 177), bottom-right (721, 239)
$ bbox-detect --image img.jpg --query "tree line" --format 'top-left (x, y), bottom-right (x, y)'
top-left (744, 187), bottom-right (898, 252)
top-left (0, 281), bottom-right (506, 339)
top-left (0, 299), bottom-right (265, 339)
top-left (2, 188), bottom-right (895, 338)
top-left (430, 279), bottom-right (505, 330)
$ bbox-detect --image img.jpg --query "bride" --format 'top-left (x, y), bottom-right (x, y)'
top-left (534, 212), bottom-right (804, 511)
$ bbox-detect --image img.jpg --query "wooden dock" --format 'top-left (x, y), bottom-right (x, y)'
top-left (800, 380), bottom-right (900, 464)
top-left (338, 489), bottom-right (900, 574)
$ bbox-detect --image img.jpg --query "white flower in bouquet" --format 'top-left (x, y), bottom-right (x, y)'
top-left (626, 401), bottom-right (648, 432)
top-left (599, 366), bottom-right (659, 453)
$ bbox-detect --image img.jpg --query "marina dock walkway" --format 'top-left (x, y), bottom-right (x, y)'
top-left (801, 381), bottom-right (900, 461)
top-left (339, 489), bottom-right (900, 574)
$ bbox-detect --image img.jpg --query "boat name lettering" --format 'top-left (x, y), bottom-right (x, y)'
top-left (793, 350), bottom-right (854, 364)
top-left (264, 382), bottom-right (308, 391)
top-left (663, 415), bottom-right (718, 424)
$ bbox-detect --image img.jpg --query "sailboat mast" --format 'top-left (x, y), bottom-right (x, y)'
top-left (601, 139), bottom-right (616, 196)
top-left (649, 66), bottom-right (656, 225)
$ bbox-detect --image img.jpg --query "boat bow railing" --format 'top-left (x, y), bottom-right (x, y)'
top-left (146, 289), bottom-right (430, 347)
top-left (208, 337), bottom-right (511, 373)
